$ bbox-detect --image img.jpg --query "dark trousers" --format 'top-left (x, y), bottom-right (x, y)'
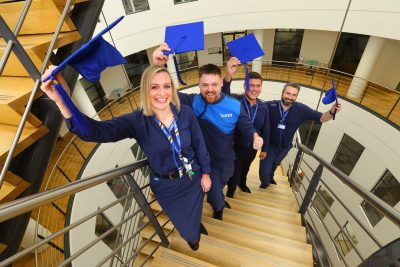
top-left (259, 145), bottom-right (292, 187)
top-left (207, 163), bottom-right (234, 211)
top-left (227, 146), bottom-right (257, 193)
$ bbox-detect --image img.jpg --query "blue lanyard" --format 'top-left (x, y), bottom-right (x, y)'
top-left (242, 96), bottom-right (259, 123)
top-left (153, 117), bottom-right (183, 169)
top-left (279, 101), bottom-right (290, 123)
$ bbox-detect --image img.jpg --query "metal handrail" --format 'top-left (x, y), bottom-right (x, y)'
top-left (0, 159), bottom-right (148, 223)
top-left (296, 142), bottom-right (400, 228)
top-left (0, 0), bottom-right (74, 189)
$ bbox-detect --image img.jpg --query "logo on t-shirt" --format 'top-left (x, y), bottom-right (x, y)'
top-left (220, 113), bottom-right (233, 118)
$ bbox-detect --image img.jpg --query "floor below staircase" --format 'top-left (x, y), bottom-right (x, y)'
top-left (135, 156), bottom-right (313, 267)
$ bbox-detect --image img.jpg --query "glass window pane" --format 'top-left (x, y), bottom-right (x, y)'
top-left (361, 170), bottom-right (400, 226)
top-left (311, 187), bottom-right (334, 219)
top-left (334, 222), bottom-right (357, 257)
top-left (95, 213), bottom-right (122, 254)
top-left (299, 120), bottom-right (322, 150)
top-left (273, 29), bottom-right (304, 62)
top-left (174, 0), bottom-right (197, 4)
top-left (122, 0), bottom-right (149, 15)
top-left (331, 134), bottom-right (364, 175)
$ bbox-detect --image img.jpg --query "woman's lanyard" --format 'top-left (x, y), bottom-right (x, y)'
top-left (242, 96), bottom-right (259, 123)
top-left (153, 116), bottom-right (193, 178)
top-left (278, 101), bottom-right (291, 147)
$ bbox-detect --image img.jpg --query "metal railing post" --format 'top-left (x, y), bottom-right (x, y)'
top-left (124, 173), bottom-right (169, 247)
top-left (289, 150), bottom-right (302, 186)
top-left (299, 164), bottom-right (323, 214)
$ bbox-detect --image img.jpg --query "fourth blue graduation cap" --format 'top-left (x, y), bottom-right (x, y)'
top-left (42, 16), bottom-right (127, 135)
top-left (227, 33), bottom-right (265, 91)
top-left (322, 79), bottom-right (339, 119)
top-left (163, 21), bottom-right (204, 86)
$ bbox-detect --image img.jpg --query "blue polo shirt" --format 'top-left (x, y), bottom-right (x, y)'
top-left (266, 100), bottom-right (322, 149)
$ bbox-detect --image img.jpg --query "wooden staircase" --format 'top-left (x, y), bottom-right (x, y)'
top-left (135, 162), bottom-right (314, 266)
top-left (0, 0), bottom-right (84, 203)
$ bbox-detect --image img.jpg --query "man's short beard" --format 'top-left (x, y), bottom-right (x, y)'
top-left (281, 97), bottom-right (294, 106)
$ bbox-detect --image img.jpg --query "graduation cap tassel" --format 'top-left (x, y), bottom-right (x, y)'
top-left (53, 81), bottom-right (90, 136)
top-left (332, 79), bottom-right (338, 120)
top-left (245, 64), bottom-right (250, 91)
top-left (173, 55), bottom-right (187, 86)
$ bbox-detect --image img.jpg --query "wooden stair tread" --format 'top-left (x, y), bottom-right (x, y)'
top-left (0, 243), bottom-right (6, 254)
top-left (0, 105), bottom-right (43, 127)
top-left (167, 231), bottom-right (310, 267)
top-left (0, 171), bottom-right (29, 203)
top-left (133, 252), bottom-right (153, 267)
top-left (232, 191), bottom-right (299, 212)
top-left (0, 77), bottom-right (36, 105)
top-left (151, 247), bottom-right (218, 267)
top-left (0, 124), bottom-right (48, 164)
top-left (0, 0), bottom-right (76, 35)
top-left (0, 31), bottom-right (81, 76)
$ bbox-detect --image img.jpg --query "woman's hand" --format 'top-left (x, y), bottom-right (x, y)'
top-left (40, 65), bottom-right (71, 103)
top-left (201, 174), bottom-right (211, 192)
top-left (40, 65), bottom-right (72, 118)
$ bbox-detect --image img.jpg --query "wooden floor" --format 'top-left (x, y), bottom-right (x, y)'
top-left (135, 158), bottom-right (313, 267)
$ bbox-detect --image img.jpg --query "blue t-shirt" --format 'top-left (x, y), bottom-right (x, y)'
top-left (65, 104), bottom-right (210, 175)
top-left (179, 92), bottom-right (255, 168)
top-left (266, 100), bottom-right (322, 149)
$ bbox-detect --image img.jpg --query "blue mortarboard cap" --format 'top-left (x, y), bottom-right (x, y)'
top-left (226, 33), bottom-right (265, 64)
top-left (164, 21), bottom-right (204, 55)
top-left (322, 80), bottom-right (338, 105)
top-left (42, 16), bottom-right (126, 136)
top-left (43, 16), bottom-right (126, 83)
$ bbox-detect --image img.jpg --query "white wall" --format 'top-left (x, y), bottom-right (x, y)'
top-left (369, 38), bottom-right (400, 89)
top-left (100, 65), bottom-right (131, 96)
top-left (262, 29), bottom-right (275, 62)
top-left (299, 30), bottom-right (339, 66)
top-left (97, 0), bottom-right (400, 57)
top-left (197, 33), bottom-right (224, 67)
top-left (69, 138), bottom-right (137, 267)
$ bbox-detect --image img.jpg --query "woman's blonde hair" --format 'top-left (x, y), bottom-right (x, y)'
top-left (140, 65), bottom-right (180, 116)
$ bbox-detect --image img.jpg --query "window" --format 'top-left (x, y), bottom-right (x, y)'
top-left (299, 120), bottom-right (322, 150)
top-left (122, 0), bottom-right (149, 15)
top-left (311, 187), bottom-right (334, 220)
top-left (362, 170), bottom-right (400, 226)
top-left (273, 29), bottom-right (304, 64)
top-left (331, 134), bottom-right (364, 176)
top-left (334, 222), bottom-right (358, 257)
top-left (107, 177), bottom-right (129, 199)
top-left (174, 0), bottom-right (197, 4)
top-left (175, 51), bottom-right (198, 72)
top-left (125, 50), bottom-right (150, 88)
top-left (95, 213), bottom-right (122, 254)
top-left (79, 78), bottom-right (107, 112)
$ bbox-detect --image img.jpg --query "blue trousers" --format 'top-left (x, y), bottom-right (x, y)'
top-left (206, 163), bottom-right (234, 212)
top-left (150, 173), bottom-right (204, 243)
top-left (259, 145), bottom-right (292, 187)
top-left (228, 146), bottom-right (257, 192)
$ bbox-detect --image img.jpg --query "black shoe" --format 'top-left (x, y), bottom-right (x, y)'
top-left (259, 184), bottom-right (267, 189)
top-left (239, 185), bottom-right (251, 193)
top-left (188, 238), bottom-right (199, 251)
top-left (226, 188), bottom-right (235, 198)
top-left (200, 223), bottom-right (208, 235)
top-left (213, 209), bottom-right (223, 220)
top-left (271, 178), bottom-right (277, 185)
top-left (224, 201), bottom-right (231, 209)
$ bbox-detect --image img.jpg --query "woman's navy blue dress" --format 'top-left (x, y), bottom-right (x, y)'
top-left (65, 104), bottom-right (210, 243)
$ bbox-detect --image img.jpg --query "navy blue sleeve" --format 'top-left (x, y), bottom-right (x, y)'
top-left (65, 111), bottom-right (139, 143)
top-left (188, 109), bottom-right (211, 174)
top-left (178, 92), bottom-right (196, 106)
top-left (236, 104), bottom-right (256, 145)
top-left (261, 103), bottom-right (270, 152)
top-left (301, 103), bottom-right (323, 122)
top-left (222, 80), bottom-right (232, 95)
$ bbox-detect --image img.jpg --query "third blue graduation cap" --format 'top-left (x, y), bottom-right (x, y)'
top-left (42, 16), bottom-right (127, 135)
top-left (163, 21), bottom-right (204, 85)
top-left (227, 33), bottom-right (265, 91)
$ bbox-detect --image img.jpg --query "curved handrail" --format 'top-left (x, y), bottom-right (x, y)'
top-left (296, 141), bottom-right (400, 227)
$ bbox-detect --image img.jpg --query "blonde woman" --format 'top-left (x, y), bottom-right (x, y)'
top-left (41, 65), bottom-right (212, 250)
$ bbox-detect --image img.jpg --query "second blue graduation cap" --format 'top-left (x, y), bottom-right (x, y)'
top-left (163, 21), bottom-right (204, 85)
top-left (42, 16), bottom-right (127, 135)
top-left (227, 33), bottom-right (265, 91)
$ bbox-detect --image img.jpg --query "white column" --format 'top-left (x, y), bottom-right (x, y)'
top-left (346, 36), bottom-right (385, 99)
top-left (252, 29), bottom-right (264, 74)
top-left (72, 80), bottom-right (100, 120)
top-left (167, 55), bottom-right (180, 88)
